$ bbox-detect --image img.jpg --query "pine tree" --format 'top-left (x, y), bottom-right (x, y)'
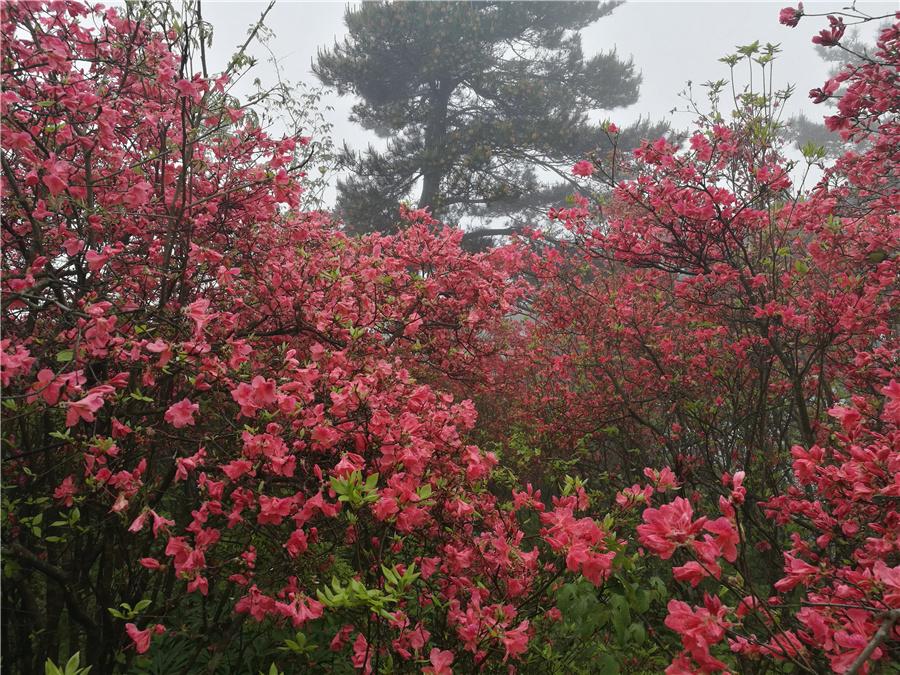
top-left (315, 1), bottom-right (660, 236)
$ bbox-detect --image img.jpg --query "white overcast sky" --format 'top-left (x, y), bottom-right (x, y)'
top-left (201, 1), bottom-right (895, 206)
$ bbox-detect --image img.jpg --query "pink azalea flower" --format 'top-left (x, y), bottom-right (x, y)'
top-left (572, 160), bottom-right (594, 177)
top-left (42, 172), bottom-right (67, 195)
top-left (778, 4), bottom-right (803, 27)
top-left (257, 495), bottom-right (294, 525)
top-left (501, 620), bottom-right (530, 661)
top-left (425, 648), bottom-right (454, 675)
top-left (664, 596), bottom-right (728, 672)
top-left (812, 15), bottom-right (846, 47)
top-left (351, 632), bottom-right (372, 673)
top-left (125, 623), bottom-right (165, 654)
top-left (65, 391), bottom-right (106, 427)
top-left (880, 379), bottom-right (900, 424)
top-left (164, 398), bottom-right (199, 428)
top-left (637, 497), bottom-right (706, 559)
top-left (53, 475), bottom-right (77, 507)
top-left (310, 424), bottom-right (341, 449)
top-left (31, 368), bottom-right (62, 405)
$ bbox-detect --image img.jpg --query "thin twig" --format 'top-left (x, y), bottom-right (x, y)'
top-left (845, 609), bottom-right (900, 675)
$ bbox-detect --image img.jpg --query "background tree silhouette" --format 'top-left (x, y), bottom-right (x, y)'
top-left (315, 0), bottom-right (662, 237)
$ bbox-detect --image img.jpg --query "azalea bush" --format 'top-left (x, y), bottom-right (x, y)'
top-left (493, 7), bottom-right (899, 674)
top-left (0, 2), bottom-right (618, 673)
top-left (1, 1), bottom-right (898, 674)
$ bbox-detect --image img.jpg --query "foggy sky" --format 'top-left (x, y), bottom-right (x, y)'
top-left (201, 1), bottom-right (896, 206)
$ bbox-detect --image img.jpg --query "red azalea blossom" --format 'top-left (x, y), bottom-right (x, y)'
top-left (53, 476), bottom-right (77, 507)
top-left (572, 160), bottom-right (595, 177)
top-left (779, 3), bottom-right (803, 27)
top-left (637, 497), bottom-right (706, 559)
top-left (424, 648), bottom-right (454, 675)
top-left (125, 623), bottom-right (165, 654)
top-left (812, 15), bottom-right (846, 46)
top-left (164, 398), bottom-right (199, 428)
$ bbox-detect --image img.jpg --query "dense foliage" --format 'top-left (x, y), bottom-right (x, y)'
top-left (1, 1), bottom-right (897, 674)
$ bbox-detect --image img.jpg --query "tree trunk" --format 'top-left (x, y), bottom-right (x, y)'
top-left (418, 81), bottom-right (451, 218)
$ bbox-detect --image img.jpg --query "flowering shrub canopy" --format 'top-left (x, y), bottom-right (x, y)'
top-left (1, 1), bottom-right (898, 674)
top-left (495, 10), bottom-right (899, 674)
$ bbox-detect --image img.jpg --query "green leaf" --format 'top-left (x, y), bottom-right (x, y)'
top-left (56, 350), bottom-right (74, 362)
top-left (610, 594), bottom-right (630, 644)
top-left (596, 654), bottom-right (619, 675)
top-left (627, 622), bottom-right (646, 646)
top-left (737, 41), bottom-right (761, 57)
top-left (649, 575), bottom-right (668, 600)
top-left (718, 54), bottom-right (740, 67)
top-left (381, 564), bottom-right (399, 585)
top-left (634, 588), bottom-right (651, 613)
top-left (64, 653), bottom-right (82, 675)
